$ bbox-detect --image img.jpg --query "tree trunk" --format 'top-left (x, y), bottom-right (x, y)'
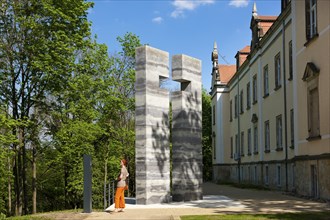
top-left (103, 159), bottom-right (107, 209)
top-left (14, 144), bottom-right (22, 216)
top-left (21, 129), bottom-right (28, 215)
top-left (7, 152), bottom-right (12, 216)
top-left (32, 143), bottom-right (37, 214)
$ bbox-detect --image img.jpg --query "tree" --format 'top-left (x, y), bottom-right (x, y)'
top-left (202, 88), bottom-right (212, 181)
top-left (0, 0), bottom-right (93, 215)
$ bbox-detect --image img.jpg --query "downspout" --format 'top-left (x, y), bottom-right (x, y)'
top-left (237, 76), bottom-right (241, 184)
top-left (282, 19), bottom-right (289, 192)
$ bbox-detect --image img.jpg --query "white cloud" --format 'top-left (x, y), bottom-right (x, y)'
top-left (228, 0), bottom-right (249, 8)
top-left (152, 16), bottom-right (163, 24)
top-left (171, 0), bottom-right (215, 18)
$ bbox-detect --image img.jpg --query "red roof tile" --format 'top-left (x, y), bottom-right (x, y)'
top-left (239, 46), bottom-right (250, 53)
top-left (218, 65), bottom-right (236, 83)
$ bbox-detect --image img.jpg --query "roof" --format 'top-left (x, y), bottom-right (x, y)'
top-left (258, 15), bottom-right (278, 21)
top-left (256, 16), bottom-right (278, 36)
top-left (239, 46), bottom-right (251, 54)
top-left (218, 65), bottom-right (236, 83)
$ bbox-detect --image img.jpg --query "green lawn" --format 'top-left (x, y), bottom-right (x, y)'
top-left (181, 212), bottom-right (330, 220)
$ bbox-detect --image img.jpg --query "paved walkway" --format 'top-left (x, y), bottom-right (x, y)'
top-left (39, 182), bottom-right (330, 220)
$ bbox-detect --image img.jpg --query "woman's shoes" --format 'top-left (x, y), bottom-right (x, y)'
top-left (113, 208), bottom-right (124, 213)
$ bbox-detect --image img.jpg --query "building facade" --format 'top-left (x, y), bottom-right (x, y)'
top-left (211, 0), bottom-right (330, 201)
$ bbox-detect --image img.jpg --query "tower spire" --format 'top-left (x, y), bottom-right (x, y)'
top-left (211, 41), bottom-right (219, 82)
top-left (252, 2), bottom-right (258, 18)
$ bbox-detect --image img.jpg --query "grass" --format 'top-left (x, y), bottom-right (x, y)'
top-left (181, 212), bottom-right (330, 220)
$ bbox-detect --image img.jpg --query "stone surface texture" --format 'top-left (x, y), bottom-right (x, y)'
top-left (135, 46), bottom-right (171, 205)
top-left (171, 54), bottom-right (203, 202)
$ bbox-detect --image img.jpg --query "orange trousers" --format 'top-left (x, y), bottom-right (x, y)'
top-left (114, 187), bottom-right (125, 208)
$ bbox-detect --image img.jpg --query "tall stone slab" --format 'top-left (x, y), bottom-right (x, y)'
top-left (135, 45), bottom-right (171, 204)
top-left (171, 55), bottom-right (203, 202)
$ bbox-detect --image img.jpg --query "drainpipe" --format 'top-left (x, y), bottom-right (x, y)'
top-left (237, 77), bottom-right (241, 184)
top-left (282, 19), bottom-right (289, 192)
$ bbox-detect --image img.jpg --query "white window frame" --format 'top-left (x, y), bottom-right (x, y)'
top-left (247, 82), bottom-right (251, 109)
top-left (277, 165), bottom-right (281, 186)
top-left (275, 53), bottom-right (281, 89)
top-left (253, 124), bottom-right (258, 153)
top-left (265, 165), bottom-right (269, 185)
top-left (263, 65), bottom-right (269, 96)
top-left (248, 128), bottom-right (251, 155)
top-left (310, 0), bottom-right (317, 37)
top-left (276, 115), bottom-right (283, 149)
top-left (253, 75), bottom-right (257, 103)
top-left (264, 120), bottom-right (270, 152)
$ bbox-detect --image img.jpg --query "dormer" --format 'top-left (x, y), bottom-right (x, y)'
top-left (235, 46), bottom-right (250, 70)
top-left (250, 2), bottom-right (277, 52)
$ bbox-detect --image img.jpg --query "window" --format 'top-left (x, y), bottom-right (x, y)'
top-left (234, 95), bottom-right (238, 118)
top-left (235, 134), bottom-right (239, 157)
top-left (288, 41), bottom-right (293, 80)
top-left (290, 109), bottom-right (294, 148)
top-left (248, 128), bottom-right (251, 155)
top-left (305, 0), bottom-right (318, 41)
top-left (263, 65), bottom-right (269, 97)
top-left (275, 53), bottom-right (281, 89)
top-left (303, 62), bottom-right (320, 140)
top-left (308, 87), bottom-right (320, 138)
top-left (247, 82), bottom-right (251, 109)
top-left (241, 131), bottom-right (244, 156)
top-left (265, 165), bottom-right (269, 185)
top-left (277, 165), bottom-right (281, 186)
top-left (212, 105), bottom-right (215, 125)
top-left (264, 120), bottom-right (270, 152)
top-left (230, 100), bottom-right (233, 121)
top-left (253, 75), bottom-right (257, 104)
top-left (230, 137), bottom-right (233, 158)
top-left (253, 124), bottom-right (258, 154)
top-left (240, 90), bottom-right (244, 114)
top-left (276, 115), bottom-right (283, 150)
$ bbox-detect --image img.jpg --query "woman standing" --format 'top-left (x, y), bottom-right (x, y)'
top-left (114, 159), bottom-right (129, 212)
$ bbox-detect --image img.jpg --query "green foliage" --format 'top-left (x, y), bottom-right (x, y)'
top-left (0, 0), bottom-right (140, 215)
top-left (202, 89), bottom-right (213, 181)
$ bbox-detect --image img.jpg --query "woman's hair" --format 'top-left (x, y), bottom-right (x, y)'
top-left (121, 159), bottom-right (127, 166)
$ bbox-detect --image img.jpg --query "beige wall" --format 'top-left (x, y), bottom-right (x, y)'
top-left (295, 0), bottom-right (330, 156)
top-left (212, 1), bottom-right (330, 200)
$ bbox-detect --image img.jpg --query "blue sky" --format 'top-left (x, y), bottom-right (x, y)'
top-left (87, 0), bottom-right (281, 92)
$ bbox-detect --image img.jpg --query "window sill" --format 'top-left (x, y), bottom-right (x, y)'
top-left (288, 76), bottom-right (293, 81)
top-left (274, 85), bottom-right (282, 91)
top-left (246, 106), bottom-right (251, 110)
top-left (264, 149), bottom-right (270, 153)
top-left (289, 144), bottom-right (294, 149)
top-left (263, 93), bottom-right (269, 99)
top-left (252, 100), bottom-right (258, 105)
top-left (247, 153), bottom-right (251, 156)
top-left (276, 147), bottom-right (283, 151)
top-left (306, 135), bottom-right (321, 141)
top-left (240, 111), bottom-right (244, 115)
top-left (304, 34), bottom-right (319, 47)
top-left (253, 151), bottom-right (259, 155)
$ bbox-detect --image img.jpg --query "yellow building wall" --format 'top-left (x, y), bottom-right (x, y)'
top-left (295, 0), bottom-right (330, 156)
